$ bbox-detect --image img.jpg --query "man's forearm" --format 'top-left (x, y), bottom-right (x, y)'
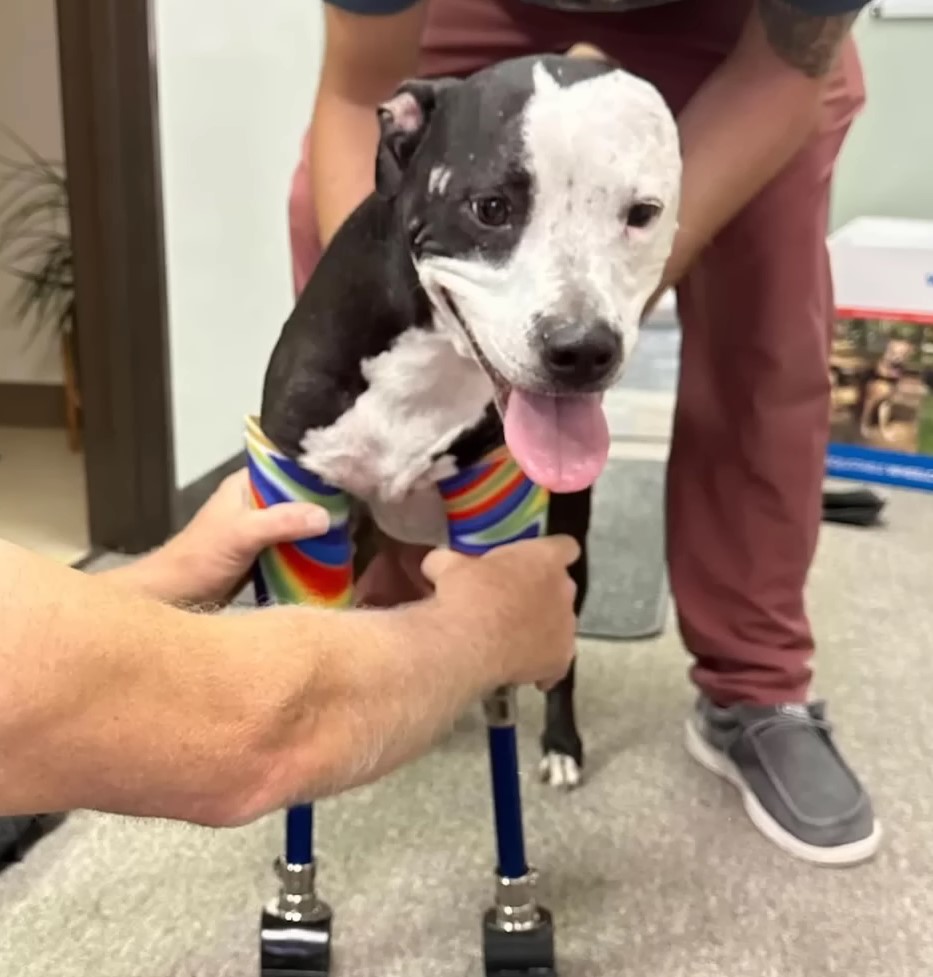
top-left (308, 96), bottom-right (382, 247)
top-left (0, 541), bottom-right (496, 825)
top-left (651, 67), bottom-right (820, 303)
top-left (0, 542), bottom-right (254, 821)
top-left (231, 600), bottom-right (494, 815)
top-left (647, 3), bottom-right (859, 306)
top-left (307, 3), bottom-right (425, 246)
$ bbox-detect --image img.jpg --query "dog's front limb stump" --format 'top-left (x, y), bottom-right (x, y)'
top-left (439, 448), bottom-right (557, 977)
top-left (246, 415), bottom-right (353, 977)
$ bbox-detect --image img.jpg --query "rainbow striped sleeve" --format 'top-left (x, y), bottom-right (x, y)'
top-left (438, 446), bottom-right (550, 556)
top-left (245, 415), bottom-right (353, 608)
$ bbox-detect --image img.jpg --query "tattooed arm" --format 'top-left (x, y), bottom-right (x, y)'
top-left (644, 0), bottom-right (864, 313)
top-left (756, 0), bottom-right (859, 79)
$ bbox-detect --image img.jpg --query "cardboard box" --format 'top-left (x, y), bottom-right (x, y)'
top-left (827, 217), bottom-right (933, 491)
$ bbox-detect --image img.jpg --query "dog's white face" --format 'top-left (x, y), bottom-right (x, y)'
top-left (377, 54), bottom-right (681, 491)
top-left (418, 62), bottom-right (680, 389)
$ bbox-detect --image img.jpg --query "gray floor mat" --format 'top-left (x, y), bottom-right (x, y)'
top-left (576, 456), bottom-right (668, 641)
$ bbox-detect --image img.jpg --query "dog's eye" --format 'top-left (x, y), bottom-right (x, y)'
top-left (470, 195), bottom-right (511, 228)
top-left (626, 201), bottom-right (662, 229)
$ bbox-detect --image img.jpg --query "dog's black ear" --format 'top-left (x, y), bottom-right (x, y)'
top-left (375, 77), bottom-right (458, 199)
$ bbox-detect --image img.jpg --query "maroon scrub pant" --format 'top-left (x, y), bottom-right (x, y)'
top-left (287, 0), bottom-right (866, 706)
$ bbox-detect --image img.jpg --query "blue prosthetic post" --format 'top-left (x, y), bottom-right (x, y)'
top-left (285, 806), bottom-right (314, 866)
top-left (487, 708), bottom-right (529, 880)
top-left (438, 448), bottom-right (557, 976)
top-left (247, 416), bottom-right (353, 977)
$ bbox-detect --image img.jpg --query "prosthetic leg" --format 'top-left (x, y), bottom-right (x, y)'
top-left (246, 418), bottom-right (557, 976)
top-left (438, 448), bottom-right (558, 977)
top-left (246, 416), bottom-right (352, 977)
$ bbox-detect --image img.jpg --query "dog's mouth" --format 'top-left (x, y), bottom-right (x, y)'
top-left (441, 290), bottom-right (610, 494)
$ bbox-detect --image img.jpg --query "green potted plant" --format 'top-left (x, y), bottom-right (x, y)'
top-left (0, 125), bottom-right (80, 449)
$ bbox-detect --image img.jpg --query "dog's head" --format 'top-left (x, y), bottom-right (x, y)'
top-left (375, 54), bottom-right (681, 492)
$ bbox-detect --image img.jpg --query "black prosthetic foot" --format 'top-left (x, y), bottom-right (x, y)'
top-left (260, 905), bottom-right (332, 977)
top-left (482, 870), bottom-right (557, 977)
top-left (483, 905), bottom-right (557, 977)
top-left (259, 858), bottom-right (333, 977)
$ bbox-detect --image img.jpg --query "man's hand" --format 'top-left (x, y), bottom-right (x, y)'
top-left (421, 535), bottom-right (581, 692)
top-left (107, 469), bottom-right (330, 606)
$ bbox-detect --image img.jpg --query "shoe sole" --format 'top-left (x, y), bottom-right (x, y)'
top-left (684, 717), bottom-right (882, 867)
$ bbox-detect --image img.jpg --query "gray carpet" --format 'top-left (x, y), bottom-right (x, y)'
top-left (3, 487), bottom-right (933, 976)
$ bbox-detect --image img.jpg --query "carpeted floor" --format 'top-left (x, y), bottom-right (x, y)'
top-left (2, 486), bottom-right (933, 977)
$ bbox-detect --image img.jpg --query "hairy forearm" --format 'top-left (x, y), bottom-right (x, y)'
top-left (234, 600), bottom-right (494, 815)
top-left (0, 542), bottom-right (255, 822)
top-left (0, 541), bottom-right (496, 825)
top-left (653, 63), bottom-right (819, 299)
top-left (648, 1), bottom-right (858, 304)
top-left (306, 3), bottom-right (424, 247)
top-left (308, 95), bottom-right (382, 247)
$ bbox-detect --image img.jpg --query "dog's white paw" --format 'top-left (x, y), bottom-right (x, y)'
top-left (538, 752), bottom-right (582, 791)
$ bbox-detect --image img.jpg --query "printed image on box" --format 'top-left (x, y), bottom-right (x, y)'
top-left (826, 216), bottom-right (933, 491)
top-left (830, 316), bottom-right (933, 452)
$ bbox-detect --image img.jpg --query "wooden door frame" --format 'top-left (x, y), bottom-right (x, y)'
top-left (55, 0), bottom-right (176, 554)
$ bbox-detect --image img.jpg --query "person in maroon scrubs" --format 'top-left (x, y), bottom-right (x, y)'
top-left (288, 0), bottom-right (880, 865)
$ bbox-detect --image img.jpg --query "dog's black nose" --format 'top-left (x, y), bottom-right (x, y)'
top-left (538, 318), bottom-right (622, 386)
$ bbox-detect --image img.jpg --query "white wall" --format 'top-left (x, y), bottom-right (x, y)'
top-left (0, 0), bottom-right (65, 385)
top-left (831, 14), bottom-right (933, 231)
top-left (153, 0), bottom-right (324, 488)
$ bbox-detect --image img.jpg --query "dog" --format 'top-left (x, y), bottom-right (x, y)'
top-left (859, 338), bottom-right (913, 441)
top-left (259, 52), bottom-right (681, 790)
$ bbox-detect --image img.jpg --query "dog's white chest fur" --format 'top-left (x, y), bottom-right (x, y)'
top-left (298, 327), bottom-right (493, 545)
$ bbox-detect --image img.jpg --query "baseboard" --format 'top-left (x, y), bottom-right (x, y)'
top-left (172, 451), bottom-right (246, 531)
top-left (0, 383), bottom-right (65, 427)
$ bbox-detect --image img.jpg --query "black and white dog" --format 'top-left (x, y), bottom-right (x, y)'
top-left (260, 52), bottom-right (681, 789)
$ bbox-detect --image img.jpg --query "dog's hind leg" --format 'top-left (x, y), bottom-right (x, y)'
top-left (245, 414), bottom-right (350, 977)
top-left (539, 487), bottom-right (591, 790)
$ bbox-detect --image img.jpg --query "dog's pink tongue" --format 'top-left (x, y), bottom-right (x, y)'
top-left (504, 390), bottom-right (610, 493)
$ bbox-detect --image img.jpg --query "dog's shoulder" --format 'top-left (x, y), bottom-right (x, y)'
top-left (260, 194), bottom-right (432, 456)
